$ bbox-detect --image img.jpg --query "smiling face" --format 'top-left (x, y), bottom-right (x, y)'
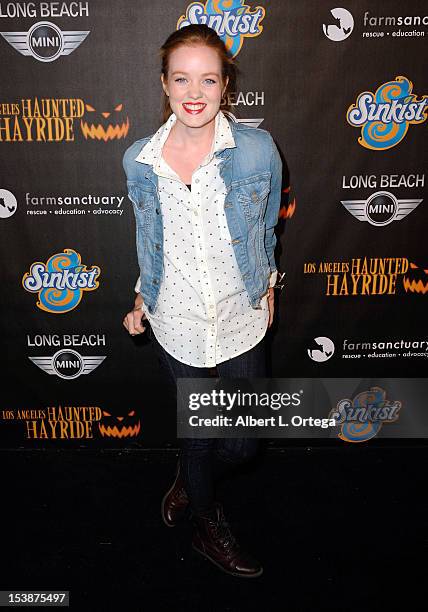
top-left (161, 43), bottom-right (228, 131)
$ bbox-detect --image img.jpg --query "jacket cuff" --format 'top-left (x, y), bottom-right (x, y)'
top-left (269, 270), bottom-right (278, 288)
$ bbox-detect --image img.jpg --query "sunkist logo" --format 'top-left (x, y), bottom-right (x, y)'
top-left (347, 76), bottom-right (428, 150)
top-left (177, 0), bottom-right (265, 57)
top-left (22, 248), bottom-right (100, 314)
top-left (329, 387), bottom-right (401, 442)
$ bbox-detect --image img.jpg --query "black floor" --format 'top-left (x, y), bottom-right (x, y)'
top-left (2, 445), bottom-right (425, 611)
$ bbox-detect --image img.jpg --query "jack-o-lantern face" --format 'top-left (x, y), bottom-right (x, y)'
top-left (80, 102), bottom-right (129, 141)
top-left (403, 262), bottom-right (428, 294)
top-left (278, 185), bottom-right (296, 220)
top-left (98, 409), bottom-right (141, 438)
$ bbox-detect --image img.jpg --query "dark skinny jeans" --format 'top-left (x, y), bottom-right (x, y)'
top-left (147, 324), bottom-right (266, 516)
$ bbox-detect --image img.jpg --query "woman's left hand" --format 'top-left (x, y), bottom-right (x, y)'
top-left (267, 287), bottom-right (275, 327)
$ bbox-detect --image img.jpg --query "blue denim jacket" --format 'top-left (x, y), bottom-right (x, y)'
top-left (122, 118), bottom-right (282, 314)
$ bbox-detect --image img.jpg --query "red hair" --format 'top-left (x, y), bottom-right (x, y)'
top-left (159, 24), bottom-right (238, 124)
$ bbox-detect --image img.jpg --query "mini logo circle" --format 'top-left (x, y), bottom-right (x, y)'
top-left (323, 8), bottom-right (354, 41)
top-left (308, 337), bottom-right (335, 362)
top-left (366, 191), bottom-right (398, 226)
top-left (53, 349), bottom-right (83, 379)
top-left (0, 189), bottom-right (17, 218)
top-left (27, 21), bottom-right (63, 62)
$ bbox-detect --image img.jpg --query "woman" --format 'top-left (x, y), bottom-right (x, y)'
top-left (122, 24), bottom-right (282, 578)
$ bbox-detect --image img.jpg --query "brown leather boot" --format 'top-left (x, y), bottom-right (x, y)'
top-left (192, 502), bottom-right (263, 578)
top-left (161, 459), bottom-right (189, 527)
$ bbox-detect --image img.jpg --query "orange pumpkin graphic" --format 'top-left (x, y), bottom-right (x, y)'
top-left (98, 409), bottom-right (141, 438)
top-left (278, 185), bottom-right (296, 219)
top-left (80, 102), bottom-right (129, 141)
top-left (403, 262), bottom-right (428, 294)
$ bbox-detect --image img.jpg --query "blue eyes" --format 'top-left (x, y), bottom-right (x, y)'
top-left (174, 78), bottom-right (216, 85)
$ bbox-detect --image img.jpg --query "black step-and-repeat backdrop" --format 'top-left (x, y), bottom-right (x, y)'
top-left (1, 1), bottom-right (426, 447)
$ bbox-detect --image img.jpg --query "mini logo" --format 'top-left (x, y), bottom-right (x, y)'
top-left (341, 191), bottom-right (422, 226)
top-left (177, 1), bottom-right (265, 58)
top-left (222, 110), bottom-right (263, 128)
top-left (1, 21), bottom-right (89, 62)
top-left (22, 248), bottom-right (100, 314)
top-left (308, 337), bottom-right (335, 362)
top-left (29, 349), bottom-right (106, 380)
top-left (347, 76), bottom-right (428, 150)
top-left (0, 189), bottom-right (17, 218)
top-left (323, 8), bottom-right (354, 41)
top-left (329, 387), bottom-right (401, 442)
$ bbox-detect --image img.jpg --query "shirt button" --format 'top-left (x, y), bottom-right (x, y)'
top-left (195, 179), bottom-right (200, 183)
top-left (194, 210), bottom-right (198, 216)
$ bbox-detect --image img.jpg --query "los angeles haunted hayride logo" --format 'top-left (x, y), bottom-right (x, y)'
top-left (99, 409), bottom-right (141, 438)
top-left (0, 98), bottom-right (130, 142)
top-left (1, 405), bottom-right (102, 440)
top-left (81, 102), bottom-right (129, 141)
top-left (22, 249), bottom-right (100, 314)
top-left (1, 405), bottom-right (141, 441)
top-left (304, 256), bottom-right (427, 297)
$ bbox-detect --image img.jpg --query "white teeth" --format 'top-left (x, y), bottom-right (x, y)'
top-left (184, 103), bottom-right (205, 110)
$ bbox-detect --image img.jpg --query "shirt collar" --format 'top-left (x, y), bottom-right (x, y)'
top-left (134, 110), bottom-right (236, 166)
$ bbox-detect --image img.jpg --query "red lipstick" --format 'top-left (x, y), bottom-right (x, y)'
top-left (182, 102), bottom-right (207, 115)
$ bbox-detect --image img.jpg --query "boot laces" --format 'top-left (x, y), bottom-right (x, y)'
top-left (212, 517), bottom-right (238, 554)
top-left (172, 485), bottom-right (188, 502)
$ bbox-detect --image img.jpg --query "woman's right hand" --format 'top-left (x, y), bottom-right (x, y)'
top-left (123, 293), bottom-right (147, 336)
